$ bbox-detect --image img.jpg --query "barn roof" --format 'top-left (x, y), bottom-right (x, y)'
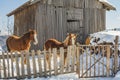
top-left (7, 0), bottom-right (116, 17)
top-left (99, 0), bottom-right (116, 10)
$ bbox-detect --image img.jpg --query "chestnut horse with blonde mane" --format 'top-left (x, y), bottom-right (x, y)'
top-left (44, 33), bottom-right (77, 67)
top-left (6, 30), bottom-right (38, 63)
top-left (6, 30), bottom-right (38, 52)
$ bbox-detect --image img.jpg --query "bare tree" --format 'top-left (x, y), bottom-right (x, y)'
top-left (7, 17), bottom-right (14, 35)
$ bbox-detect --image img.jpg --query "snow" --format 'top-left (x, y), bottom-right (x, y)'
top-left (90, 30), bottom-right (120, 46)
top-left (0, 32), bottom-right (120, 80)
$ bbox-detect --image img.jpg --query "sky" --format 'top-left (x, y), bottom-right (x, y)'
top-left (107, 0), bottom-right (120, 29)
top-left (0, 0), bottom-right (120, 34)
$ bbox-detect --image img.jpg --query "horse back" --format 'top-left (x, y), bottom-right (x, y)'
top-left (44, 39), bottom-right (63, 50)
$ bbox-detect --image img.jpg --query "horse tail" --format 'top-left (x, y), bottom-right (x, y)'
top-left (6, 38), bottom-right (10, 52)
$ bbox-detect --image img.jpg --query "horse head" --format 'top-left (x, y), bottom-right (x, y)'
top-left (63, 33), bottom-right (77, 46)
top-left (24, 29), bottom-right (38, 45)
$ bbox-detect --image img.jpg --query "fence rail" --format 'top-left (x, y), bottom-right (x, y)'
top-left (0, 44), bottom-right (119, 79)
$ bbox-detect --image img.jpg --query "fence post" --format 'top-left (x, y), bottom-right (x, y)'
top-left (71, 45), bottom-right (76, 72)
top-left (114, 36), bottom-right (119, 74)
top-left (37, 50), bottom-right (42, 77)
top-left (6, 52), bottom-right (10, 78)
top-left (106, 45), bottom-right (110, 77)
top-left (2, 52), bottom-right (6, 78)
top-left (26, 51), bottom-right (31, 78)
top-left (21, 51), bottom-right (25, 78)
top-left (15, 52), bottom-right (20, 79)
top-left (53, 48), bottom-right (57, 76)
top-left (31, 50), bottom-right (37, 78)
top-left (43, 50), bottom-right (47, 77)
top-left (11, 52), bottom-right (14, 78)
top-left (60, 47), bottom-right (64, 74)
top-left (76, 47), bottom-right (80, 78)
top-left (48, 48), bottom-right (51, 77)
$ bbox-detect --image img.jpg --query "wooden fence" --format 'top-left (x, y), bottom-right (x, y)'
top-left (0, 45), bottom-right (119, 79)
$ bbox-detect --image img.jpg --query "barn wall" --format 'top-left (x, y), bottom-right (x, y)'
top-left (14, 5), bottom-right (37, 36)
top-left (35, 3), bottom-right (68, 50)
top-left (84, 8), bottom-right (106, 38)
top-left (13, 0), bottom-right (106, 50)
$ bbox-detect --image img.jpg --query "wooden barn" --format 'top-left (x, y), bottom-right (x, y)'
top-left (7, 0), bottom-right (115, 50)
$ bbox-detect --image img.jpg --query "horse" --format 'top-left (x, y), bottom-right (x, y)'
top-left (44, 33), bottom-right (77, 68)
top-left (85, 36), bottom-right (91, 45)
top-left (6, 30), bottom-right (38, 52)
top-left (6, 29), bottom-right (38, 63)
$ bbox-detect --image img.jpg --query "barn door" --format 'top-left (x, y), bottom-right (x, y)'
top-left (66, 9), bottom-right (84, 43)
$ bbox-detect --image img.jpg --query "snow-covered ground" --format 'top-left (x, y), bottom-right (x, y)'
top-left (1, 31), bottom-right (120, 80)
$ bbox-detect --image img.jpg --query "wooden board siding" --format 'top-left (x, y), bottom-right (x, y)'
top-left (84, 8), bottom-right (106, 40)
top-left (13, 0), bottom-right (106, 50)
top-left (46, 0), bottom-right (103, 9)
top-left (14, 5), bottom-right (37, 36)
top-left (34, 4), bottom-right (68, 49)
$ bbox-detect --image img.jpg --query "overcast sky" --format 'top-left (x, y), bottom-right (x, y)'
top-left (0, 0), bottom-right (120, 34)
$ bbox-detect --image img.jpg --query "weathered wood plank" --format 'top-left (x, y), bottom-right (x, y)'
top-left (6, 52), bottom-right (10, 78)
top-left (114, 36), bottom-right (119, 73)
top-left (76, 47), bottom-right (80, 78)
top-left (26, 52), bottom-right (31, 78)
top-left (106, 46), bottom-right (110, 77)
top-left (10, 53), bottom-right (14, 78)
top-left (21, 52), bottom-right (25, 78)
top-left (2, 52), bottom-right (7, 78)
top-left (102, 46), bottom-right (105, 76)
top-left (15, 53), bottom-right (20, 79)
top-left (86, 46), bottom-right (88, 77)
top-left (31, 50), bottom-right (37, 78)
top-left (53, 48), bottom-right (57, 75)
top-left (89, 46), bottom-right (92, 77)
top-left (43, 50), bottom-right (47, 77)
top-left (81, 46), bottom-right (84, 78)
top-left (98, 46), bottom-right (100, 76)
top-left (37, 50), bottom-right (42, 77)
top-left (94, 46), bottom-right (96, 76)
top-left (60, 47), bottom-right (64, 74)
top-left (71, 45), bottom-right (76, 72)
top-left (66, 46), bottom-right (71, 72)
top-left (48, 49), bottom-right (51, 77)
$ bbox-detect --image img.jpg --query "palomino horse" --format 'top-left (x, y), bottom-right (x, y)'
top-left (44, 33), bottom-right (77, 67)
top-left (6, 30), bottom-right (38, 63)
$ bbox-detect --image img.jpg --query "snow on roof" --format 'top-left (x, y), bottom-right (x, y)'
top-left (99, 0), bottom-right (116, 10)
